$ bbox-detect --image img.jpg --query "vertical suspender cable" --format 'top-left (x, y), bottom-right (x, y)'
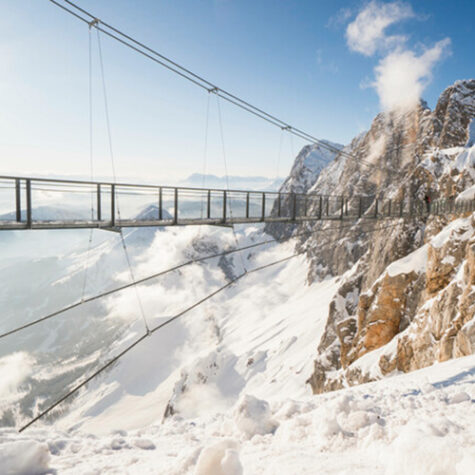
top-left (96, 29), bottom-right (150, 334)
top-left (276, 129), bottom-right (284, 183)
top-left (81, 26), bottom-right (95, 302)
top-left (200, 93), bottom-right (211, 220)
top-left (215, 94), bottom-right (247, 273)
top-left (289, 132), bottom-right (295, 160)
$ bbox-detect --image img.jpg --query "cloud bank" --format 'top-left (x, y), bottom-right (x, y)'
top-left (345, 1), bottom-right (450, 110)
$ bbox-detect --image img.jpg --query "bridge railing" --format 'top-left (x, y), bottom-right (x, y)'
top-left (0, 175), bottom-right (474, 230)
top-left (0, 176), bottom-right (316, 228)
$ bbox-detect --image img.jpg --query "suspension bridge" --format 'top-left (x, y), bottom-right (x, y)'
top-left (1, 174), bottom-right (473, 231)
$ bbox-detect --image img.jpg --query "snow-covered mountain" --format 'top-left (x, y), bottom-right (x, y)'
top-left (182, 174), bottom-right (284, 191)
top-left (265, 140), bottom-right (344, 240)
top-left (279, 140), bottom-right (344, 195)
top-left (0, 80), bottom-right (474, 474)
top-left (276, 79), bottom-right (475, 394)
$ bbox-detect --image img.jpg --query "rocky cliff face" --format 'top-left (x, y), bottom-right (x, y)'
top-left (265, 141), bottom-right (343, 240)
top-left (270, 79), bottom-right (475, 394)
top-left (280, 141), bottom-right (344, 195)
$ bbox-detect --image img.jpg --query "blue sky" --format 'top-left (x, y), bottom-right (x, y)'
top-left (0, 0), bottom-right (473, 183)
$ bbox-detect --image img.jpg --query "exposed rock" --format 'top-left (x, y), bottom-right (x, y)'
top-left (432, 80), bottom-right (475, 148)
top-left (301, 79), bottom-right (475, 394)
top-left (396, 222), bottom-right (475, 372)
top-left (346, 271), bottom-right (421, 367)
top-left (426, 225), bottom-right (469, 293)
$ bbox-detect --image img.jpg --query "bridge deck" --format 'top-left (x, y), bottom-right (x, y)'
top-left (0, 175), bottom-right (473, 231)
top-left (0, 215), bottom-right (366, 231)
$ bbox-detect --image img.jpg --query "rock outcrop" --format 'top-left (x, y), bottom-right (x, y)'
top-left (287, 79), bottom-right (475, 394)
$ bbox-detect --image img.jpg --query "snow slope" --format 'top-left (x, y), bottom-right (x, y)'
top-left (54, 230), bottom-right (339, 435)
top-left (0, 354), bottom-right (473, 474)
top-left (1, 215), bottom-right (473, 474)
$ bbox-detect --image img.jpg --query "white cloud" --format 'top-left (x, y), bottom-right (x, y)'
top-left (373, 38), bottom-right (451, 110)
top-left (346, 1), bottom-right (415, 56)
top-left (343, 1), bottom-right (451, 111)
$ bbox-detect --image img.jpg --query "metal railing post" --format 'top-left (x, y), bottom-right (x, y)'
top-left (26, 179), bottom-right (32, 228)
top-left (110, 184), bottom-right (115, 227)
top-left (326, 197), bottom-right (329, 216)
top-left (345, 198), bottom-right (348, 216)
top-left (291, 193), bottom-right (297, 221)
top-left (222, 191), bottom-right (227, 223)
top-left (261, 193), bottom-right (265, 221)
top-left (207, 189), bottom-right (211, 219)
top-left (277, 193), bottom-right (281, 217)
top-left (15, 178), bottom-right (21, 222)
top-left (159, 187), bottom-right (163, 220)
top-left (340, 196), bottom-right (344, 220)
top-left (318, 196), bottom-right (322, 220)
top-left (174, 188), bottom-right (178, 224)
top-left (246, 192), bottom-right (250, 219)
top-left (388, 200), bottom-right (391, 217)
top-left (374, 199), bottom-right (379, 219)
top-left (97, 184), bottom-right (101, 221)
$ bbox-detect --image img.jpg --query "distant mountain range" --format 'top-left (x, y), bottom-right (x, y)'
top-left (182, 173), bottom-right (284, 191)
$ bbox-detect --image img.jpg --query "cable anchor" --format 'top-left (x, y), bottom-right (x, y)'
top-left (208, 87), bottom-right (219, 94)
top-left (281, 125), bottom-right (291, 131)
top-left (88, 18), bottom-right (100, 29)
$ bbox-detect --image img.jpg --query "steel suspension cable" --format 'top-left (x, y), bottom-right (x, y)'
top-left (215, 94), bottom-right (247, 273)
top-left (199, 94), bottom-right (211, 220)
top-left (0, 219), bottom-right (403, 340)
top-left (47, 0), bottom-right (357, 162)
top-left (81, 26), bottom-right (96, 302)
top-left (18, 219), bottom-right (402, 432)
top-left (276, 129), bottom-right (284, 182)
top-left (49, 0), bottom-right (418, 175)
top-left (96, 28), bottom-right (150, 333)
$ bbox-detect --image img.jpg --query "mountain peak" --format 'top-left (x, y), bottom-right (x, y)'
top-left (433, 78), bottom-right (475, 148)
